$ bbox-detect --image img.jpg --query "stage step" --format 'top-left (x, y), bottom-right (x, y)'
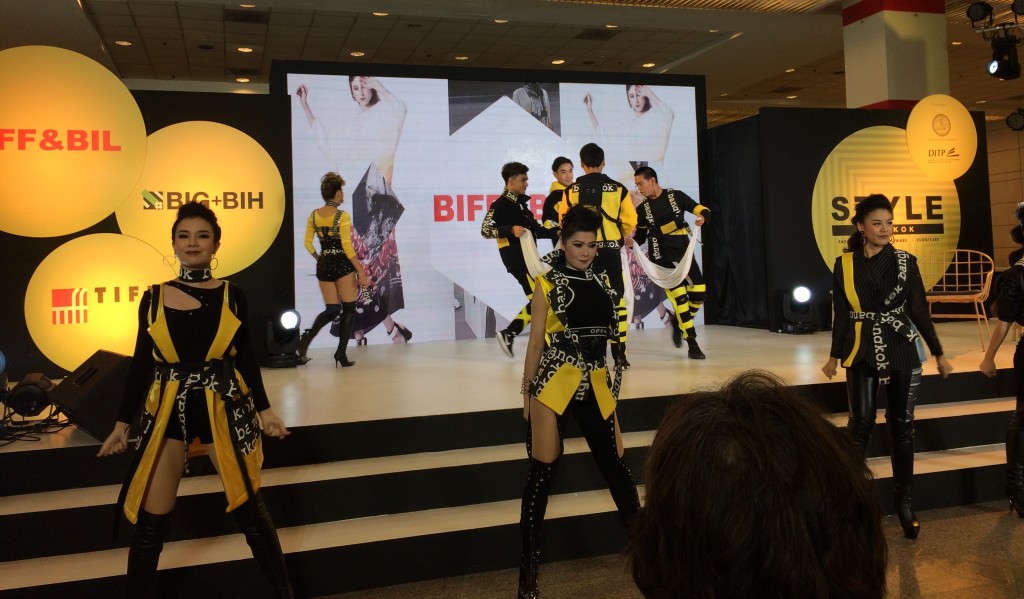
top-left (0, 370), bottom-right (1017, 597)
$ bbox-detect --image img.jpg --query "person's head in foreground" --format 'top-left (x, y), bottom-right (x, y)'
top-left (628, 370), bottom-right (887, 599)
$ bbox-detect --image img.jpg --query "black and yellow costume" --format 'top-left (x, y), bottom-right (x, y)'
top-left (518, 250), bottom-right (640, 598)
top-left (557, 172), bottom-right (637, 355)
top-left (541, 181), bottom-right (565, 247)
top-left (992, 258), bottom-right (1024, 514)
top-left (481, 189), bottom-right (556, 340)
top-left (299, 207), bottom-right (360, 363)
top-left (634, 188), bottom-right (709, 343)
top-left (830, 244), bottom-right (942, 539)
top-left (116, 281), bottom-right (291, 596)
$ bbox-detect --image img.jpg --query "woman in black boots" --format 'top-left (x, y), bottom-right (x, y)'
top-left (518, 205), bottom-right (640, 598)
top-left (980, 201), bottom-right (1024, 517)
top-left (822, 193), bottom-right (952, 539)
top-left (298, 171), bottom-right (370, 366)
top-left (98, 201), bottom-right (293, 597)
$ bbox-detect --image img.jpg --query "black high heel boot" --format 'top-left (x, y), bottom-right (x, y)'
top-left (519, 457), bottom-right (558, 599)
top-left (126, 509), bottom-right (172, 597)
top-left (334, 302), bottom-right (357, 367)
top-left (233, 493), bottom-right (294, 599)
top-left (893, 491), bottom-right (920, 539)
top-left (890, 418), bottom-right (920, 538)
top-left (1006, 430), bottom-right (1024, 517)
top-left (518, 525), bottom-right (542, 599)
top-left (297, 304), bottom-right (340, 361)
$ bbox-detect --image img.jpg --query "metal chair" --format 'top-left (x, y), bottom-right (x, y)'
top-left (922, 249), bottom-right (994, 350)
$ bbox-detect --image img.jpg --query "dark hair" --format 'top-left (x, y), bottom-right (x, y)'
top-left (634, 166), bottom-right (658, 182)
top-left (560, 204), bottom-right (602, 242)
top-left (348, 75), bottom-right (380, 107)
top-left (172, 202), bottom-right (221, 243)
top-left (320, 171), bottom-right (345, 201)
top-left (1016, 201), bottom-right (1024, 229)
top-left (627, 370), bottom-right (887, 599)
top-left (579, 143), bottom-right (604, 168)
top-left (501, 161), bottom-right (529, 183)
top-left (845, 194), bottom-right (893, 253)
top-left (551, 156), bottom-right (572, 172)
top-left (626, 84), bottom-right (651, 113)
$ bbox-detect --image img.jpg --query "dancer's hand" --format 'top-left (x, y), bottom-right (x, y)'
top-left (512, 226), bottom-right (526, 238)
top-left (821, 357), bottom-right (838, 380)
top-left (97, 421), bottom-right (130, 457)
top-left (259, 408), bottom-right (290, 439)
top-left (936, 355), bottom-right (953, 379)
top-left (980, 356), bottom-right (998, 378)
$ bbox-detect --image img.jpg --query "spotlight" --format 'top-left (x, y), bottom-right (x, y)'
top-left (989, 35), bottom-right (1021, 80)
top-left (781, 286), bottom-right (816, 334)
top-left (968, 2), bottom-right (994, 25)
top-left (5, 373), bottom-right (54, 417)
top-left (265, 309), bottom-right (303, 368)
top-left (1009, 108), bottom-right (1024, 131)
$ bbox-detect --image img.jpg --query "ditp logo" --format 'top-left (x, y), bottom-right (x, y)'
top-left (141, 190), bottom-right (266, 210)
top-left (117, 121), bottom-right (285, 277)
top-left (810, 126), bottom-right (962, 289)
top-left (51, 288), bottom-right (88, 325)
top-left (26, 234), bottom-right (170, 371)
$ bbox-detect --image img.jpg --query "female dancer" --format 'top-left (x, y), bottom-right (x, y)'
top-left (298, 171), bottom-right (370, 367)
top-left (980, 202), bottom-right (1024, 517)
top-left (582, 84), bottom-right (674, 186)
top-left (822, 193), bottom-right (952, 539)
top-left (98, 202), bottom-right (292, 597)
top-left (518, 205), bottom-right (640, 598)
top-left (296, 76), bottom-right (412, 344)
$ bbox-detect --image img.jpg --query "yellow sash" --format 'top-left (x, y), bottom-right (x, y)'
top-left (840, 252), bottom-right (863, 367)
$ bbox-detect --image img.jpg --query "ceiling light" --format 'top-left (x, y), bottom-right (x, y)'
top-left (114, 40), bottom-right (132, 46)
top-left (605, 24), bottom-right (618, 29)
top-left (1007, 108), bottom-right (1024, 131)
top-left (709, 29), bottom-right (719, 33)
top-left (495, 19), bottom-right (509, 24)
top-left (455, 55), bottom-right (469, 60)
top-left (236, 77), bottom-right (250, 83)
top-left (786, 95), bottom-right (798, 99)
top-left (967, 2), bottom-right (994, 25)
top-left (785, 68), bottom-right (795, 73)
top-left (237, 47), bottom-right (253, 53)
top-left (642, 62), bottom-right (656, 68)
top-left (239, 3), bottom-right (255, 7)
top-left (372, 11), bottom-right (389, 17)
top-left (720, 92), bottom-right (728, 97)
top-left (551, 59), bottom-right (566, 65)
top-left (350, 51), bottom-right (365, 57)
top-left (989, 35), bottom-right (1021, 80)
top-left (952, 41), bottom-right (963, 46)
top-left (977, 99), bottom-right (988, 103)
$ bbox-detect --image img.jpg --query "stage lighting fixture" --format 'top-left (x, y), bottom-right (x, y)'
top-left (989, 35), bottom-right (1021, 80)
top-left (1013, 0), bottom-right (1024, 17)
top-left (265, 309), bottom-right (303, 368)
top-left (1009, 108), bottom-right (1024, 131)
top-left (781, 286), bottom-right (816, 334)
top-left (968, 2), bottom-right (994, 25)
top-left (5, 373), bottom-right (54, 417)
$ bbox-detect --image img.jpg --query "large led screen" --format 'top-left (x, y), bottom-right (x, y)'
top-left (278, 64), bottom-right (705, 347)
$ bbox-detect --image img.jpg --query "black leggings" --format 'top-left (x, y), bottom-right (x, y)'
top-left (846, 362), bottom-right (921, 493)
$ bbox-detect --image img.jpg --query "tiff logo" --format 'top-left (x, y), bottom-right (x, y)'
top-left (52, 288), bottom-right (87, 325)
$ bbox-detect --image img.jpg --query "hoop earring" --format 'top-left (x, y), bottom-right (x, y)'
top-left (211, 255), bottom-right (219, 270)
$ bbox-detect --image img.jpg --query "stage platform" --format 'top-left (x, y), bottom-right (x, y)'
top-left (0, 322), bottom-right (1019, 597)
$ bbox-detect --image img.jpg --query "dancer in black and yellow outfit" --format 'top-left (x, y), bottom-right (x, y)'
top-left (481, 162), bottom-right (556, 357)
top-left (298, 171), bottom-right (370, 367)
top-left (541, 156), bottom-right (573, 246)
top-left (557, 143), bottom-right (637, 368)
top-left (518, 205), bottom-right (640, 598)
top-left (822, 194), bottom-right (952, 540)
top-left (632, 166), bottom-right (708, 359)
top-left (98, 202), bottom-right (292, 597)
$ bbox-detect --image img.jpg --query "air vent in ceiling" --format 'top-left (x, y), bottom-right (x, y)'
top-left (574, 28), bottom-right (621, 41)
top-left (224, 8), bottom-right (270, 24)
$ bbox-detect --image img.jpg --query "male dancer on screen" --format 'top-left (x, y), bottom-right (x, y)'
top-left (630, 166), bottom-right (708, 359)
top-left (541, 157), bottom-right (573, 247)
top-left (558, 143), bottom-right (637, 368)
top-left (481, 162), bottom-right (556, 357)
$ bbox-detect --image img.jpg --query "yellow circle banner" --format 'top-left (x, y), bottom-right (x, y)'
top-left (115, 121), bottom-right (285, 276)
top-left (906, 94), bottom-right (977, 180)
top-left (25, 234), bottom-right (172, 371)
top-left (811, 126), bottom-right (961, 288)
top-left (0, 46), bottom-right (147, 237)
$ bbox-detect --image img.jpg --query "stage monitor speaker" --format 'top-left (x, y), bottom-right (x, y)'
top-left (50, 350), bottom-right (132, 442)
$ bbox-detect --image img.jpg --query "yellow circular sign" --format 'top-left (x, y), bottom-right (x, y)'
top-left (811, 126), bottom-right (961, 288)
top-left (115, 121), bottom-right (285, 276)
top-left (0, 46), bottom-right (147, 237)
top-left (25, 234), bottom-right (172, 371)
top-left (906, 94), bottom-right (977, 180)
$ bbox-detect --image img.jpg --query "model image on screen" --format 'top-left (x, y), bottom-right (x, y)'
top-left (297, 76), bottom-right (412, 344)
top-left (584, 84), bottom-right (674, 186)
top-left (511, 82), bottom-right (552, 130)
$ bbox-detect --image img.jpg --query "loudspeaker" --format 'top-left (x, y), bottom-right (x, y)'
top-left (50, 350), bottom-right (132, 442)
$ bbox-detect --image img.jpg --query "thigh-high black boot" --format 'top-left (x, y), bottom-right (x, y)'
top-left (297, 304), bottom-right (340, 360)
top-left (233, 493), bottom-right (293, 598)
top-left (573, 400), bottom-right (640, 529)
top-left (888, 368), bottom-right (921, 539)
top-left (126, 509), bottom-right (172, 597)
top-left (845, 364), bottom-right (879, 454)
top-left (333, 301), bottom-right (357, 367)
top-left (519, 457), bottom-right (559, 599)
